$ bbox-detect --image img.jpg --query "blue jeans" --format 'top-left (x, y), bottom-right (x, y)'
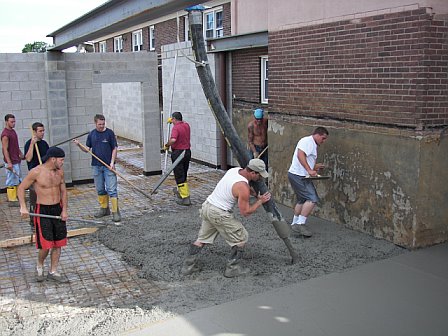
top-left (5, 163), bottom-right (22, 186)
top-left (92, 166), bottom-right (118, 198)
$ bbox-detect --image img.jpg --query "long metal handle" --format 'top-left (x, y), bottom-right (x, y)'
top-left (29, 213), bottom-right (104, 225)
top-left (77, 142), bottom-right (152, 200)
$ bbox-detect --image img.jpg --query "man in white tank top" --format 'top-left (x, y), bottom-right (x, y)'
top-left (182, 159), bottom-right (271, 278)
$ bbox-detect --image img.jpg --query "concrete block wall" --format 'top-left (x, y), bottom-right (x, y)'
top-left (45, 52), bottom-right (73, 182)
top-left (1, 51), bottom-right (160, 189)
top-left (64, 52), bottom-right (160, 179)
top-left (0, 53), bottom-right (48, 185)
top-left (102, 82), bottom-right (143, 143)
top-left (162, 41), bottom-right (221, 166)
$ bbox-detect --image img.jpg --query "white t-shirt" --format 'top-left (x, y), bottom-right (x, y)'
top-left (288, 135), bottom-right (317, 176)
top-left (207, 167), bottom-right (248, 211)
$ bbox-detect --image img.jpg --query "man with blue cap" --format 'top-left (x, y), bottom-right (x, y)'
top-left (248, 108), bottom-right (268, 167)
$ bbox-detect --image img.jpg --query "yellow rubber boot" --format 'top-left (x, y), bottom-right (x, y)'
top-left (177, 183), bottom-right (191, 206)
top-left (111, 197), bottom-right (121, 222)
top-left (7, 186), bottom-right (19, 207)
top-left (95, 195), bottom-right (110, 218)
top-left (7, 187), bottom-right (17, 201)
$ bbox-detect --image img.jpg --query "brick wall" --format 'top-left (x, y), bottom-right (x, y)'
top-left (156, 18), bottom-right (179, 54)
top-left (121, 32), bottom-right (130, 52)
top-left (269, 8), bottom-right (448, 129)
top-left (232, 47), bottom-right (268, 107)
top-left (223, 2), bottom-right (231, 36)
top-left (94, 2), bottom-right (232, 56)
top-left (143, 26), bottom-right (150, 51)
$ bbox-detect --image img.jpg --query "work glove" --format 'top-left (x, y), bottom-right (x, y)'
top-left (163, 143), bottom-right (170, 151)
top-left (167, 117), bottom-right (173, 124)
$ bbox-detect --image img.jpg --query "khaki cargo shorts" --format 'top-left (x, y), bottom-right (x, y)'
top-left (197, 201), bottom-right (248, 246)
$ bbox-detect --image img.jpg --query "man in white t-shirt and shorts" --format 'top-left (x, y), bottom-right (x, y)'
top-left (181, 158), bottom-right (271, 278)
top-left (288, 127), bottom-right (329, 237)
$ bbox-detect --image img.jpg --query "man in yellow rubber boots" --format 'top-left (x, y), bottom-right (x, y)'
top-left (74, 114), bottom-right (121, 222)
top-left (2, 114), bottom-right (24, 207)
top-left (164, 112), bottom-right (192, 206)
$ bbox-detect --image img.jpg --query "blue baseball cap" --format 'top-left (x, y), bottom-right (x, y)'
top-left (254, 108), bottom-right (264, 119)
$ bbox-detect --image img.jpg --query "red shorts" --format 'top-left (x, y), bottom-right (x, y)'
top-left (34, 203), bottom-right (67, 249)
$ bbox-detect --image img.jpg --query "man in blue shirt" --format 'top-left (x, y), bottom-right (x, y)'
top-left (74, 114), bottom-right (121, 222)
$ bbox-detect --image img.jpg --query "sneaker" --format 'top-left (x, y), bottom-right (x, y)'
top-left (36, 267), bottom-right (45, 282)
top-left (291, 224), bottom-right (313, 237)
top-left (47, 272), bottom-right (69, 283)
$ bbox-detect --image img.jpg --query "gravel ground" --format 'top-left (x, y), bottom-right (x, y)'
top-left (0, 204), bottom-right (405, 336)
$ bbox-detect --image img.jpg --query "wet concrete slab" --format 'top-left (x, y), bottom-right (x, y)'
top-left (0, 141), bottom-right (223, 329)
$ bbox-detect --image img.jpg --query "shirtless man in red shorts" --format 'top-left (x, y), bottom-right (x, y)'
top-left (18, 146), bottom-right (69, 283)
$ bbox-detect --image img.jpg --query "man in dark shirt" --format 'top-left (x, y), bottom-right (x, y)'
top-left (164, 111), bottom-right (192, 206)
top-left (24, 122), bottom-right (49, 170)
top-left (74, 114), bottom-right (121, 222)
top-left (24, 122), bottom-right (49, 224)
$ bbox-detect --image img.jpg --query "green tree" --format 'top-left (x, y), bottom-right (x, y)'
top-left (22, 41), bottom-right (50, 53)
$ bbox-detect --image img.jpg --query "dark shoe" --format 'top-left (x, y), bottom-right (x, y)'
top-left (47, 272), bottom-right (69, 283)
top-left (291, 224), bottom-right (313, 237)
top-left (181, 255), bottom-right (201, 275)
top-left (112, 211), bottom-right (121, 222)
top-left (176, 197), bottom-right (191, 206)
top-left (224, 260), bottom-right (250, 278)
top-left (94, 207), bottom-right (110, 218)
top-left (36, 267), bottom-right (45, 282)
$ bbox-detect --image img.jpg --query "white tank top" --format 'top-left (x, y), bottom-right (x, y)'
top-left (207, 167), bottom-right (248, 211)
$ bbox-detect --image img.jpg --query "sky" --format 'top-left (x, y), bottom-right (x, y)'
top-left (0, 0), bottom-right (108, 53)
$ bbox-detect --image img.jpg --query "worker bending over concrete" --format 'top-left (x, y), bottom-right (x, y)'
top-left (182, 159), bottom-right (271, 278)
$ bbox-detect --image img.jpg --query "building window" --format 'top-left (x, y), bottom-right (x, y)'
top-left (99, 41), bottom-right (106, 53)
top-left (184, 16), bottom-right (190, 41)
top-left (149, 26), bottom-right (155, 51)
top-left (261, 56), bottom-right (268, 103)
top-left (204, 7), bottom-right (223, 39)
top-left (114, 36), bottom-right (123, 53)
top-left (132, 30), bottom-right (143, 51)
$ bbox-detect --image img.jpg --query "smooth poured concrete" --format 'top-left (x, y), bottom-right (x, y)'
top-left (126, 243), bottom-right (448, 336)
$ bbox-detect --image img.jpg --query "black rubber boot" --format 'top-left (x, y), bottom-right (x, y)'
top-left (181, 244), bottom-right (203, 275)
top-left (173, 187), bottom-right (181, 199)
top-left (224, 246), bottom-right (250, 278)
top-left (94, 207), bottom-right (110, 218)
top-left (176, 196), bottom-right (191, 206)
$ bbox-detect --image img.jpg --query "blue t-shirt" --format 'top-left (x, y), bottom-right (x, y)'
top-left (24, 139), bottom-right (49, 170)
top-left (86, 128), bottom-right (117, 166)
